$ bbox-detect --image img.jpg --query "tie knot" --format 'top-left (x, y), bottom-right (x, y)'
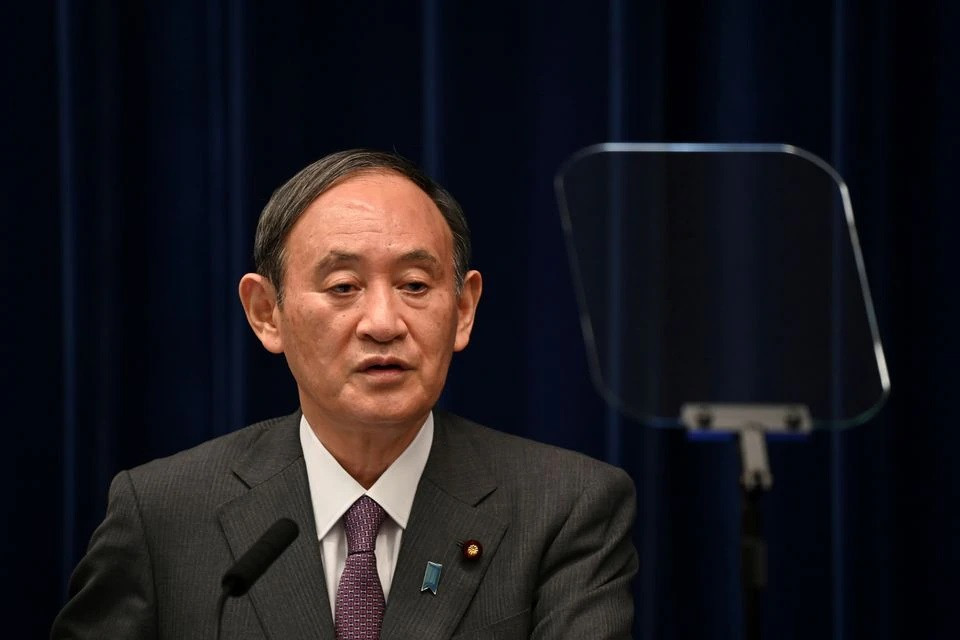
top-left (343, 496), bottom-right (386, 554)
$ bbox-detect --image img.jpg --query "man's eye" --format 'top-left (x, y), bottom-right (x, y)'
top-left (328, 283), bottom-right (357, 295)
top-left (403, 281), bottom-right (428, 293)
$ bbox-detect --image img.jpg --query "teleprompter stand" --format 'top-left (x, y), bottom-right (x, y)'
top-left (681, 403), bottom-right (812, 640)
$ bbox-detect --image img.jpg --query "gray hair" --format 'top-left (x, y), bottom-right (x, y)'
top-left (253, 149), bottom-right (471, 304)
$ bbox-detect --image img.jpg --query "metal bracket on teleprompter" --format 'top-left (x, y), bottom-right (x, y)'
top-left (679, 403), bottom-right (813, 491)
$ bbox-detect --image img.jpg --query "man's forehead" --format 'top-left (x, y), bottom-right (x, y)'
top-left (289, 173), bottom-right (450, 241)
top-left (278, 171), bottom-right (455, 278)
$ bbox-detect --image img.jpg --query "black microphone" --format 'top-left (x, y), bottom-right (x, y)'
top-left (221, 518), bottom-right (299, 596)
top-left (216, 518), bottom-right (299, 639)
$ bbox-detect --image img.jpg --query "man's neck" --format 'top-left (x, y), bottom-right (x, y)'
top-left (303, 411), bottom-right (426, 489)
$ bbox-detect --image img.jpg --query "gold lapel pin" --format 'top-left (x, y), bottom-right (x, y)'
top-left (459, 539), bottom-right (483, 561)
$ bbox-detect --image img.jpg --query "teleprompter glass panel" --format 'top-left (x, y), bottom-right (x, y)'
top-left (555, 144), bottom-right (889, 429)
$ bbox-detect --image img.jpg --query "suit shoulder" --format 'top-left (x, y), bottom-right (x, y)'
top-left (438, 411), bottom-right (631, 489)
top-left (126, 412), bottom-right (297, 484)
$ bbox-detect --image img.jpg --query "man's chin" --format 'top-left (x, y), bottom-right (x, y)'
top-left (350, 407), bottom-right (430, 430)
top-left (337, 395), bottom-right (433, 431)
top-left (299, 384), bottom-right (437, 433)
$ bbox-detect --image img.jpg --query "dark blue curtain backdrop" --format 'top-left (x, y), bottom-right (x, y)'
top-left (3, 1), bottom-right (957, 638)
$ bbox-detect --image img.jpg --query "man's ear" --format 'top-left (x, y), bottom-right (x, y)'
top-left (453, 270), bottom-right (483, 352)
top-left (238, 273), bottom-right (284, 354)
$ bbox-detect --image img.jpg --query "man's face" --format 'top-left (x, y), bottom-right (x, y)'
top-left (270, 171), bottom-right (479, 433)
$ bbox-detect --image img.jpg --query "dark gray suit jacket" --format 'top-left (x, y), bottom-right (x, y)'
top-left (52, 411), bottom-right (637, 639)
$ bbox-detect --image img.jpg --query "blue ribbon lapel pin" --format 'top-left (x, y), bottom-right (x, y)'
top-left (421, 561), bottom-right (442, 595)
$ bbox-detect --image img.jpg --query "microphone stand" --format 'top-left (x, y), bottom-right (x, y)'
top-left (215, 590), bottom-right (230, 640)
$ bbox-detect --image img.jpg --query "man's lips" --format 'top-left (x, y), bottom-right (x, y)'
top-left (356, 357), bottom-right (412, 373)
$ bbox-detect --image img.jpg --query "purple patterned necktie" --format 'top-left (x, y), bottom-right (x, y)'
top-left (335, 496), bottom-right (387, 640)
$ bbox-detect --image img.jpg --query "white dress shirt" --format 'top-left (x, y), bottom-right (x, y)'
top-left (299, 413), bottom-right (433, 619)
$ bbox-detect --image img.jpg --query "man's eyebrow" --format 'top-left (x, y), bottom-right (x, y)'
top-left (399, 249), bottom-right (442, 269)
top-left (314, 251), bottom-right (360, 273)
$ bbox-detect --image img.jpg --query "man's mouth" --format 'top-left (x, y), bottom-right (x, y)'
top-left (357, 358), bottom-right (411, 374)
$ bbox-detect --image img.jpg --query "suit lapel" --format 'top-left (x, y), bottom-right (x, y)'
top-left (216, 411), bottom-right (506, 640)
top-left (217, 413), bottom-right (334, 639)
top-left (380, 413), bottom-right (508, 640)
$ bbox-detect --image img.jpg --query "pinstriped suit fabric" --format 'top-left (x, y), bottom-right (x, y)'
top-left (51, 411), bottom-right (637, 639)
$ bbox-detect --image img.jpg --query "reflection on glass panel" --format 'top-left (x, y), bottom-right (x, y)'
top-left (556, 144), bottom-right (889, 429)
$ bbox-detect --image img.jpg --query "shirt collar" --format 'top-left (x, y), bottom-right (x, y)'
top-left (299, 412), bottom-right (433, 539)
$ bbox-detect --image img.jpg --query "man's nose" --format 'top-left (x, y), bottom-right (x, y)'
top-left (356, 285), bottom-right (408, 343)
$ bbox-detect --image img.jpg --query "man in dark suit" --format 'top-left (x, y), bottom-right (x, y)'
top-left (52, 150), bottom-right (637, 639)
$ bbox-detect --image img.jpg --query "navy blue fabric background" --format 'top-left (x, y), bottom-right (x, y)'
top-left (3, 1), bottom-right (958, 638)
